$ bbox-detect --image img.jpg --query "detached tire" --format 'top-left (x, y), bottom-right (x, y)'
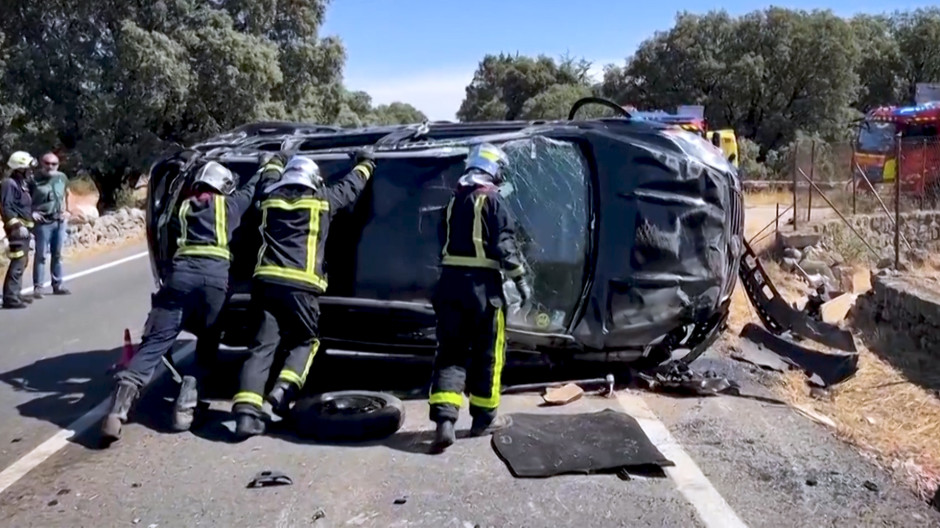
top-left (290, 391), bottom-right (405, 442)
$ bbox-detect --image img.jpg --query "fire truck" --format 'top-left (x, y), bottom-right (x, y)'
top-left (853, 101), bottom-right (940, 194)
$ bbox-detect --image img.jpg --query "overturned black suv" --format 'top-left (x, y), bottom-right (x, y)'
top-left (146, 99), bottom-right (744, 367)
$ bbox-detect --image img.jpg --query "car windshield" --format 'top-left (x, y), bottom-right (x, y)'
top-left (856, 121), bottom-right (896, 153)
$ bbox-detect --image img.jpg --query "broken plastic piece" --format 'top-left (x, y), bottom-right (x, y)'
top-left (246, 470), bottom-right (293, 489)
top-left (542, 383), bottom-right (584, 405)
top-left (740, 323), bottom-right (858, 387)
top-left (637, 362), bottom-right (740, 397)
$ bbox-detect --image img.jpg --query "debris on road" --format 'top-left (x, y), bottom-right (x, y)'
top-left (492, 410), bottom-right (674, 478)
top-left (739, 323), bottom-right (858, 387)
top-left (864, 480), bottom-right (880, 492)
top-left (393, 497), bottom-right (407, 505)
top-left (793, 404), bottom-right (837, 428)
top-left (246, 470), bottom-right (293, 489)
top-left (731, 340), bottom-right (790, 373)
top-left (542, 383), bottom-right (584, 405)
top-left (503, 374), bottom-right (615, 398)
top-left (312, 508), bottom-right (326, 522)
top-left (636, 362), bottom-right (740, 397)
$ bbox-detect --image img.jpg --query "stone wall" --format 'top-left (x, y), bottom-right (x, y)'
top-left (742, 180), bottom-right (845, 193)
top-left (0, 207), bottom-right (145, 266)
top-left (812, 211), bottom-right (940, 264)
top-left (853, 275), bottom-right (940, 354)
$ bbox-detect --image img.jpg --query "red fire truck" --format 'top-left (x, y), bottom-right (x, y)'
top-left (853, 101), bottom-right (940, 194)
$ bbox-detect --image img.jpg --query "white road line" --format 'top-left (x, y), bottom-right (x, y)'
top-left (23, 250), bottom-right (149, 295)
top-left (617, 391), bottom-right (750, 528)
top-left (0, 341), bottom-right (196, 496)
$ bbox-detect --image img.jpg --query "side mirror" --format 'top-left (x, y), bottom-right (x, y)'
top-left (728, 153), bottom-right (737, 163)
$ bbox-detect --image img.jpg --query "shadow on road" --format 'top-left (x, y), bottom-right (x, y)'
top-left (0, 346), bottom-right (123, 449)
top-left (175, 352), bottom-right (640, 454)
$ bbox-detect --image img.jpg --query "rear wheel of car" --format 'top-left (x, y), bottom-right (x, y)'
top-left (290, 390), bottom-right (405, 442)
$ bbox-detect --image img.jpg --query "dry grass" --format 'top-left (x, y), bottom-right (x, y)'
top-left (780, 342), bottom-right (940, 501)
top-left (743, 190), bottom-right (796, 207)
top-left (732, 208), bottom-right (940, 500)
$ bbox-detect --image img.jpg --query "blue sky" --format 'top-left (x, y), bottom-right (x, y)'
top-left (322, 0), bottom-right (937, 121)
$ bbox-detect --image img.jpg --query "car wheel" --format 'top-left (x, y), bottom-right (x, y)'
top-left (290, 390), bottom-right (405, 442)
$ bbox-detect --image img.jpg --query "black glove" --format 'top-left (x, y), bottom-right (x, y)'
top-left (513, 276), bottom-right (533, 306)
top-left (352, 148), bottom-right (376, 174)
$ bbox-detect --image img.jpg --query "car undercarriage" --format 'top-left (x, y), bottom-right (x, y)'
top-left (147, 99), bottom-right (755, 367)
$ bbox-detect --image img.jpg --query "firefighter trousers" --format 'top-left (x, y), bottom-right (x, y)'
top-left (3, 238), bottom-right (30, 305)
top-left (234, 282), bottom-right (321, 414)
top-left (428, 270), bottom-right (507, 424)
top-left (117, 270), bottom-right (227, 388)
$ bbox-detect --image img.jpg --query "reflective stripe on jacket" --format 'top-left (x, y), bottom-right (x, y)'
top-left (0, 177), bottom-right (34, 230)
top-left (253, 162), bottom-right (373, 292)
top-left (171, 165), bottom-right (261, 275)
top-left (440, 182), bottom-right (525, 279)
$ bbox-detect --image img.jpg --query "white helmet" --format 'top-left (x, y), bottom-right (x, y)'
top-left (269, 155), bottom-right (323, 191)
top-left (7, 151), bottom-right (36, 171)
top-left (193, 161), bottom-right (236, 194)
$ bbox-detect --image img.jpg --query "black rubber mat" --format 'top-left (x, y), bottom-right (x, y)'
top-left (492, 410), bottom-right (675, 478)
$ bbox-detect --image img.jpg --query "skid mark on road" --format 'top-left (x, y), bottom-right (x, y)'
top-left (0, 341), bottom-right (196, 496)
top-left (617, 391), bottom-right (749, 528)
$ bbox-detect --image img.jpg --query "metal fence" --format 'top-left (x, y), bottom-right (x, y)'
top-left (747, 135), bottom-right (940, 268)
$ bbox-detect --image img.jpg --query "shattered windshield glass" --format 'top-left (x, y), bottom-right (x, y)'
top-left (496, 137), bottom-right (591, 333)
top-left (277, 135), bottom-right (593, 335)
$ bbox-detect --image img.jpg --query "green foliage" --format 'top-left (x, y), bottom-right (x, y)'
top-left (0, 0), bottom-right (425, 205)
top-left (458, 54), bottom-right (596, 122)
top-left (737, 137), bottom-right (774, 180)
top-left (455, 7), bottom-right (940, 172)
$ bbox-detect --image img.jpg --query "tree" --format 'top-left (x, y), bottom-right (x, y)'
top-left (891, 8), bottom-right (940, 103)
top-left (457, 54), bottom-right (594, 122)
top-left (851, 14), bottom-right (904, 111)
top-left (601, 9), bottom-right (860, 155)
top-left (519, 84), bottom-right (592, 120)
top-left (365, 103), bottom-right (427, 126)
top-left (0, 0), bottom-right (347, 202)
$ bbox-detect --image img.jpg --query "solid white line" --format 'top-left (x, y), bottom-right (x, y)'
top-left (0, 341), bottom-right (196, 496)
top-left (617, 392), bottom-right (750, 528)
top-left (23, 251), bottom-right (149, 295)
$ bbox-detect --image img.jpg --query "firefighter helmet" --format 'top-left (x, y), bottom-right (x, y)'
top-left (465, 143), bottom-right (509, 182)
top-left (194, 161), bottom-right (237, 195)
top-left (7, 151), bottom-right (36, 171)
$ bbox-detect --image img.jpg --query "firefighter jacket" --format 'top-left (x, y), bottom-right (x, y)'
top-left (0, 176), bottom-right (34, 236)
top-left (171, 168), bottom-right (261, 280)
top-left (253, 162), bottom-right (373, 293)
top-left (440, 176), bottom-right (526, 280)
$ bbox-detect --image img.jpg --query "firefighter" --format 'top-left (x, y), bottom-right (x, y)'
top-left (429, 143), bottom-right (532, 451)
top-left (2, 151), bottom-right (38, 309)
top-left (232, 148), bottom-right (376, 439)
top-left (100, 157), bottom-right (272, 444)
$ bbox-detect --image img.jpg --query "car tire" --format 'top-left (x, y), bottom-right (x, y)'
top-left (290, 390), bottom-right (405, 442)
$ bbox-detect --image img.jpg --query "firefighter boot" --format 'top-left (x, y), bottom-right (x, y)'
top-left (171, 376), bottom-right (199, 432)
top-left (470, 413), bottom-right (512, 437)
top-left (266, 381), bottom-right (297, 418)
top-left (431, 419), bottom-right (456, 452)
top-left (101, 381), bottom-right (139, 444)
top-left (233, 405), bottom-right (266, 441)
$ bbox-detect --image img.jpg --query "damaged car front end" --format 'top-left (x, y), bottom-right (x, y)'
top-left (145, 100), bottom-right (744, 367)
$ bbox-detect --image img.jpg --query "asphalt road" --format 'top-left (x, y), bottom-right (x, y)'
top-left (0, 243), bottom-right (938, 528)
